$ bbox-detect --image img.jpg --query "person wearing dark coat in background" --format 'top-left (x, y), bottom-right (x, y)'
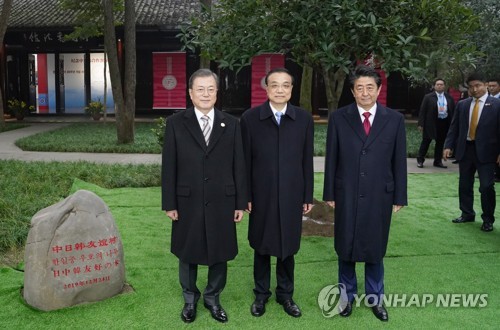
top-left (323, 65), bottom-right (408, 322)
top-left (443, 72), bottom-right (500, 232)
top-left (240, 68), bottom-right (314, 318)
top-left (417, 78), bottom-right (455, 168)
top-left (161, 69), bottom-right (247, 324)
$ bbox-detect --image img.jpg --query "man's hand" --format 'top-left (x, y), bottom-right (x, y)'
top-left (234, 210), bottom-right (244, 222)
top-left (303, 203), bottom-right (313, 214)
top-left (443, 148), bottom-right (452, 161)
top-left (393, 205), bottom-right (404, 213)
top-left (418, 126), bottom-right (423, 132)
top-left (245, 202), bottom-right (252, 214)
top-left (325, 201), bottom-right (335, 208)
top-left (497, 154), bottom-right (500, 165)
top-left (166, 210), bottom-right (178, 221)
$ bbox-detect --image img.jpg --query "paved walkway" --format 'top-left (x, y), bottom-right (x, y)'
top-left (0, 121), bottom-right (459, 173)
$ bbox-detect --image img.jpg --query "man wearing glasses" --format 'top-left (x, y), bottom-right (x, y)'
top-left (240, 67), bottom-right (314, 318)
top-left (162, 69), bottom-right (247, 324)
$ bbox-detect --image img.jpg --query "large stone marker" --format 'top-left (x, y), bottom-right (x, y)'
top-left (23, 190), bottom-right (125, 311)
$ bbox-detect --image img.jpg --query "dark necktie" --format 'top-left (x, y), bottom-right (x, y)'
top-left (363, 112), bottom-right (371, 135)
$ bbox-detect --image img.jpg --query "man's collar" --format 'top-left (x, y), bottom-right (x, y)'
top-left (194, 107), bottom-right (214, 119)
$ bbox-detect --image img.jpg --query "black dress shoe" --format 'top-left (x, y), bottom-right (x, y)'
top-left (452, 160), bottom-right (459, 164)
top-left (372, 305), bottom-right (388, 321)
top-left (339, 302), bottom-right (352, 317)
top-left (280, 299), bottom-right (302, 317)
top-left (204, 303), bottom-right (228, 323)
top-left (417, 162), bottom-right (424, 168)
top-left (250, 299), bottom-right (267, 317)
top-left (481, 222), bottom-right (493, 232)
top-left (180, 303), bottom-right (196, 323)
top-left (433, 162), bottom-right (447, 168)
top-left (452, 216), bottom-right (475, 223)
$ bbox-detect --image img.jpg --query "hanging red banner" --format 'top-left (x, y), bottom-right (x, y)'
top-left (251, 53), bottom-right (285, 108)
top-left (359, 58), bottom-right (387, 106)
top-left (152, 52), bottom-right (186, 109)
top-left (37, 53), bottom-right (49, 113)
top-left (377, 69), bottom-right (388, 106)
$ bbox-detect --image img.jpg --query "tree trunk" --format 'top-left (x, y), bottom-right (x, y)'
top-left (199, 0), bottom-right (212, 69)
top-left (0, 0), bottom-right (13, 126)
top-left (199, 56), bottom-right (210, 69)
top-left (299, 64), bottom-right (313, 113)
top-left (103, 0), bottom-right (127, 143)
top-left (122, 0), bottom-right (136, 142)
top-left (323, 66), bottom-right (346, 114)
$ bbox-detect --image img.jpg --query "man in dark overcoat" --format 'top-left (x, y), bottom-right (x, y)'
top-left (417, 78), bottom-right (456, 168)
top-left (323, 65), bottom-right (407, 322)
top-left (443, 72), bottom-right (500, 232)
top-left (162, 69), bottom-right (246, 324)
top-left (240, 68), bottom-right (314, 318)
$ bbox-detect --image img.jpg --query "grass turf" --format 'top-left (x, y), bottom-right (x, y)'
top-left (1, 173), bottom-right (499, 329)
top-left (12, 121), bottom-right (427, 158)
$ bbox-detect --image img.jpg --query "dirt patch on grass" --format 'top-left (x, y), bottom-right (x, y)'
top-left (302, 199), bottom-right (334, 237)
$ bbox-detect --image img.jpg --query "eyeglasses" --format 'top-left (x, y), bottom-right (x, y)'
top-left (193, 87), bottom-right (217, 95)
top-left (354, 85), bottom-right (377, 93)
top-left (268, 83), bottom-right (292, 91)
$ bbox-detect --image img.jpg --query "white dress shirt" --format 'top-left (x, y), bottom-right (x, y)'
top-left (357, 104), bottom-right (377, 126)
top-left (194, 107), bottom-right (214, 131)
top-left (270, 102), bottom-right (287, 121)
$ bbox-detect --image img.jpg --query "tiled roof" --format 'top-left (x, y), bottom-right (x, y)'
top-left (1, 0), bottom-right (200, 29)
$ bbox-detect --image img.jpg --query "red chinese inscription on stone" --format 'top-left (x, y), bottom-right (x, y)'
top-left (50, 236), bottom-right (120, 289)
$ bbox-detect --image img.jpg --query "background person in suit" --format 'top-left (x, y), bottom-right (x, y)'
top-left (443, 72), bottom-right (500, 232)
top-left (417, 78), bottom-right (456, 168)
top-left (240, 67), bottom-right (314, 318)
top-left (323, 65), bottom-right (407, 322)
top-left (162, 69), bottom-right (247, 323)
top-left (487, 78), bottom-right (500, 182)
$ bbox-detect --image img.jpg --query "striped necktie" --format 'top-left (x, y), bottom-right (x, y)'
top-left (201, 115), bottom-right (211, 145)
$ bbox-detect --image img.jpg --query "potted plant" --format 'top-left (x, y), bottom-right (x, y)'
top-left (7, 98), bottom-right (35, 120)
top-left (84, 99), bottom-right (104, 120)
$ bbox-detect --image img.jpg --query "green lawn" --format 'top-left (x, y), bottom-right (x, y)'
top-left (13, 121), bottom-right (426, 157)
top-left (1, 173), bottom-right (499, 328)
top-left (0, 122), bottom-right (29, 133)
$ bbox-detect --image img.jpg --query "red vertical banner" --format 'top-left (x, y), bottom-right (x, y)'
top-left (251, 54), bottom-right (285, 108)
top-left (448, 87), bottom-right (461, 103)
top-left (360, 57), bottom-right (387, 106)
top-left (37, 53), bottom-right (49, 113)
top-left (152, 52), bottom-right (186, 109)
top-left (376, 69), bottom-right (388, 106)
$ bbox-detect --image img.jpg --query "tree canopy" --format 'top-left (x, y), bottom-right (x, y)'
top-left (181, 0), bottom-right (479, 111)
top-left (464, 0), bottom-right (500, 80)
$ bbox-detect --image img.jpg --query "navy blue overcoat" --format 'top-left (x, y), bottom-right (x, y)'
top-left (323, 103), bottom-right (407, 263)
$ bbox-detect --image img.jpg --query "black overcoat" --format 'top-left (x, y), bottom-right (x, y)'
top-left (240, 102), bottom-right (314, 259)
top-left (323, 103), bottom-right (407, 263)
top-left (418, 92), bottom-right (455, 139)
top-left (161, 107), bottom-right (247, 266)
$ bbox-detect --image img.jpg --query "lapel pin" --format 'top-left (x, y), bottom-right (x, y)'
top-left (221, 123), bottom-right (225, 127)
top-left (485, 103), bottom-right (491, 106)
